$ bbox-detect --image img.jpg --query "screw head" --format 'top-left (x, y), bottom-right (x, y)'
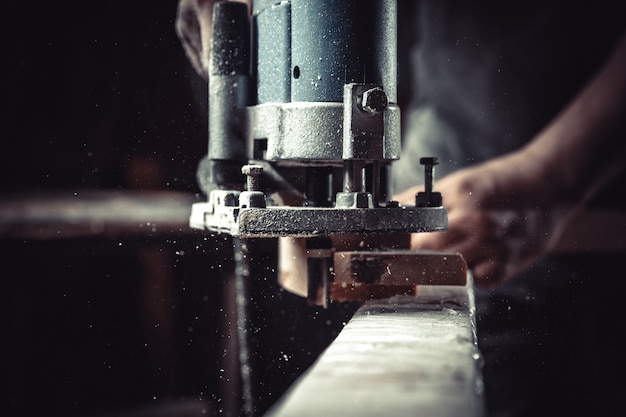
top-left (419, 157), bottom-right (439, 166)
top-left (241, 164), bottom-right (263, 176)
top-left (361, 87), bottom-right (388, 114)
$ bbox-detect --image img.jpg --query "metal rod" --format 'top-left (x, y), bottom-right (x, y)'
top-left (343, 160), bottom-right (365, 192)
top-left (369, 161), bottom-right (381, 206)
top-left (305, 167), bottom-right (333, 207)
top-left (232, 237), bottom-right (257, 417)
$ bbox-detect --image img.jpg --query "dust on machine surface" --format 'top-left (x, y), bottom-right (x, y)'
top-left (189, 1), bottom-right (481, 416)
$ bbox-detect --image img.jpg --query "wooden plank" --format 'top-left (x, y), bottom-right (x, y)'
top-left (265, 283), bottom-right (485, 417)
top-left (333, 250), bottom-right (467, 286)
top-left (279, 237), bottom-right (467, 304)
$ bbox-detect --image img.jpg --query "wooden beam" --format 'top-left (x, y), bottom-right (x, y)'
top-left (265, 283), bottom-right (485, 417)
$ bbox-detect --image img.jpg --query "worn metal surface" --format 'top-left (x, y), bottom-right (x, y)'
top-left (249, 101), bottom-right (401, 163)
top-left (236, 206), bottom-right (448, 236)
top-left (265, 286), bottom-right (484, 417)
top-left (253, 0), bottom-right (398, 104)
top-left (191, 201), bottom-right (448, 237)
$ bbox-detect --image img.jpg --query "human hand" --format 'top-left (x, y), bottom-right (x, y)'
top-left (175, 0), bottom-right (214, 80)
top-left (394, 153), bottom-right (573, 288)
top-left (175, 0), bottom-right (251, 80)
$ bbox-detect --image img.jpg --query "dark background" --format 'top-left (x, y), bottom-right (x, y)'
top-left (3, 1), bottom-right (206, 192)
top-left (2, 1), bottom-right (354, 416)
top-left (3, 0), bottom-right (216, 415)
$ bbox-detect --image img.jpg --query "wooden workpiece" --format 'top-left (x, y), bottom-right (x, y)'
top-left (334, 250), bottom-right (467, 286)
top-left (331, 250), bottom-right (468, 302)
top-left (265, 287), bottom-right (484, 417)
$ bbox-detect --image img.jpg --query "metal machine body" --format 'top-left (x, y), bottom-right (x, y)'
top-left (187, 2), bottom-right (483, 416)
top-left (189, 0), bottom-right (450, 307)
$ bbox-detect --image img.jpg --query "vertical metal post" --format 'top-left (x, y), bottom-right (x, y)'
top-left (232, 237), bottom-right (257, 417)
top-left (207, 1), bottom-right (250, 188)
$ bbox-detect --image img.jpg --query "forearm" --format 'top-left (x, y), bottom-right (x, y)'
top-left (517, 31), bottom-right (626, 208)
top-left (398, 33), bottom-right (626, 286)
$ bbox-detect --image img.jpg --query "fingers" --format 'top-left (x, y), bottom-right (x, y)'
top-left (176, 9), bottom-right (205, 78)
top-left (175, 0), bottom-right (253, 80)
top-left (471, 259), bottom-right (506, 288)
top-left (452, 236), bottom-right (509, 286)
top-left (410, 209), bottom-right (521, 286)
top-left (411, 209), bottom-right (493, 250)
top-left (396, 161), bottom-right (559, 288)
top-left (175, 0), bottom-right (214, 80)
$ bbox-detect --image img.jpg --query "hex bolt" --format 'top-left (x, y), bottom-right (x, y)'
top-left (420, 157), bottom-right (438, 193)
top-left (361, 87), bottom-right (388, 114)
top-left (241, 164), bottom-right (263, 192)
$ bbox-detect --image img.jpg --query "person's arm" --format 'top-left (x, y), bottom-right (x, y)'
top-left (175, 0), bottom-right (251, 80)
top-left (395, 31), bottom-right (626, 287)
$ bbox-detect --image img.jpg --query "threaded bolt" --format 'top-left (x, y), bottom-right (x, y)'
top-left (419, 157), bottom-right (438, 193)
top-left (241, 164), bottom-right (263, 191)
